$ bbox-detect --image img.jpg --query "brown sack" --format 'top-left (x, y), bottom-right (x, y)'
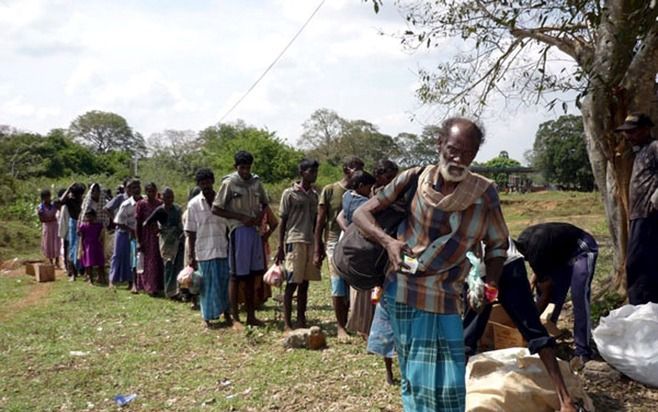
top-left (466, 348), bottom-right (594, 412)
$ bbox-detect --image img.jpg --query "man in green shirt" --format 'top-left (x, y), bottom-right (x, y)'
top-left (276, 159), bottom-right (321, 331)
top-left (314, 156), bottom-right (364, 339)
top-left (213, 151), bottom-right (269, 327)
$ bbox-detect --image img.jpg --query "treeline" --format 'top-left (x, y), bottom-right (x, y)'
top-left (0, 109), bottom-right (594, 223)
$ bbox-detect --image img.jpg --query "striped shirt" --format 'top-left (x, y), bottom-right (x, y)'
top-left (377, 166), bottom-right (509, 314)
top-left (185, 193), bottom-right (228, 261)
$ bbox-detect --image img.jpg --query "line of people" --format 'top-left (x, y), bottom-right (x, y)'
top-left (34, 112), bottom-right (657, 412)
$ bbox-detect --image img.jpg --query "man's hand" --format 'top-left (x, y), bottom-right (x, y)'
top-left (189, 257), bottom-right (197, 271)
top-left (383, 238), bottom-right (411, 273)
top-left (275, 246), bottom-right (285, 265)
top-left (313, 249), bottom-right (325, 268)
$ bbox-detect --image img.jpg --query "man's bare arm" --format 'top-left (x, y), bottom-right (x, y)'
top-left (484, 257), bottom-right (505, 288)
top-left (276, 216), bottom-right (288, 265)
top-left (313, 205), bottom-right (328, 265)
top-left (186, 231), bottom-right (197, 269)
top-left (336, 210), bottom-right (348, 232)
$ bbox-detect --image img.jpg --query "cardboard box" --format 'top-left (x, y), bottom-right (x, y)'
top-left (34, 264), bottom-right (55, 282)
top-left (488, 304), bottom-right (527, 349)
top-left (489, 303), bottom-right (514, 325)
top-left (25, 263), bottom-right (36, 276)
top-left (24, 260), bottom-right (44, 276)
top-left (491, 321), bottom-right (527, 349)
top-left (477, 304), bottom-right (512, 351)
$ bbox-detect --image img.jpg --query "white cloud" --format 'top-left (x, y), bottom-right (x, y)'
top-left (0, 0), bottom-right (569, 163)
top-left (1, 96), bottom-right (60, 120)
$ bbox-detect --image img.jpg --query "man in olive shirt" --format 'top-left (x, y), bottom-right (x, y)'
top-left (314, 156), bottom-right (364, 338)
top-left (276, 159), bottom-right (321, 331)
top-left (213, 151), bottom-right (269, 327)
top-left (616, 112), bottom-right (658, 304)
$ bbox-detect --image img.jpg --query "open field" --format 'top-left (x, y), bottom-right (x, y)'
top-left (1, 191), bottom-right (657, 411)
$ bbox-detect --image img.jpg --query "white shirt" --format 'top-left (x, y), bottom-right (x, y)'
top-left (115, 196), bottom-right (139, 231)
top-left (505, 236), bottom-right (524, 264)
top-left (184, 193), bottom-right (228, 261)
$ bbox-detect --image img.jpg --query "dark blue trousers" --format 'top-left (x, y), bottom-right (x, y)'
top-left (627, 211), bottom-right (658, 305)
top-left (542, 233), bottom-right (597, 357)
top-left (463, 258), bottom-right (554, 356)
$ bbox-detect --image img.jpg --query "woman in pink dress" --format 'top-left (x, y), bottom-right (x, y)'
top-left (38, 189), bottom-right (60, 266)
top-left (78, 209), bottom-right (105, 284)
top-left (135, 182), bottom-right (164, 296)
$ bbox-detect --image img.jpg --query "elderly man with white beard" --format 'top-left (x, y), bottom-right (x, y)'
top-left (354, 117), bottom-right (509, 412)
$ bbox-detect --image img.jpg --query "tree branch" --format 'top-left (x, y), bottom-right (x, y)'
top-left (510, 27), bottom-right (578, 61)
top-left (621, 23), bottom-right (658, 90)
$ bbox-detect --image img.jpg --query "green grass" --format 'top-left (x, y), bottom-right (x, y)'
top-left (0, 273), bottom-right (400, 411)
top-left (0, 220), bottom-right (40, 262)
top-left (0, 191), bottom-right (630, 411)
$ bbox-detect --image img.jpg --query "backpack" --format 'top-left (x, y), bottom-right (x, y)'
top-left (332, 167), bottom-right (425, 291)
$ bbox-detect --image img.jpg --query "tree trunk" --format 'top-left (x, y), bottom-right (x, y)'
top-left (581, 91), bottom-right (633, 294)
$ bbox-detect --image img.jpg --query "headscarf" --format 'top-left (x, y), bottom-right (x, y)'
top-left (80, 183), bottom-right (111, 228)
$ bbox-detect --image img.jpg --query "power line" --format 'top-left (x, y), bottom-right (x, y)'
top-left (219, 0), bottom-right (326, 122)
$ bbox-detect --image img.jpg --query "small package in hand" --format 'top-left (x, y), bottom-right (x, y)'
top-left (263, 263), bottom-right (283, 287)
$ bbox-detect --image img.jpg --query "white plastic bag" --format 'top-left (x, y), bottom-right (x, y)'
top-left (263, 263), bottom-right (283, 287)
top-left (592, 302), bottom-right (658, 387)
top-left (177, 266), bottom-right (195, 289)
top-left (176, 265), bottom-right (201, 294)
top-left (466, 251), bottom-right (485, 311)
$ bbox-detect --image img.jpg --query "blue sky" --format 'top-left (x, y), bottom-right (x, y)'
top-left (0, 0), bottom-right (572, 163)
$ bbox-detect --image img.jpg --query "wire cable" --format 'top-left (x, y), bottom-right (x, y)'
top-left (219, 0), bottom-right (326, 122)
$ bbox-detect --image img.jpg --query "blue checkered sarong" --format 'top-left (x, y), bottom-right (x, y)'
top-left (385, 293), bottom-right (466, 412)
top-left (199, 258), bottom-right (230, 321)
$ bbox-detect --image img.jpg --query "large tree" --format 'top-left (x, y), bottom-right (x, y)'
top-left (482, 151), bottom-right (522, 189)
top-left (200, 121), bottom-right (303, 183)
top-left (532, 115), bottom-right (595, 191)
top-left (372, 0), bottom-right (658, 291)
top-left (298, 108), bottom-right (348, 163)
top-left (395, 125), bottom-right (441, 167)
top-left (69, 110), bottom-right (146, 155)
top-left (147, 129), bottom-right (202, 176)
top-left (299, 109), bottom-right (400, 167)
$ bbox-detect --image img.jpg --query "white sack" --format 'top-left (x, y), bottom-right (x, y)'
top-left (592, 303), bottom-right (658, 387)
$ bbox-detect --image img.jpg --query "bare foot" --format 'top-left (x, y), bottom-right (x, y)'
top-left (232, 320), bottom-right (245, 331)
top-left (337, 327), bottom-right (350, 342)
